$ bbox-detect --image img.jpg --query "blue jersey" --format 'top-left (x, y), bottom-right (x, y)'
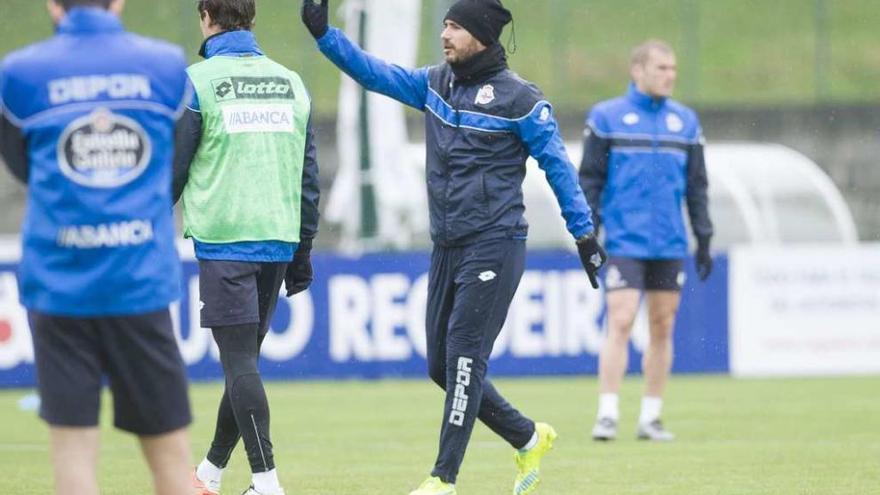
top-left (0, 8), bottom-right (189, 316)
top-left (317, 27), bottom-right (593, 246)
top-left (579, 83), bottom-right (713, 259)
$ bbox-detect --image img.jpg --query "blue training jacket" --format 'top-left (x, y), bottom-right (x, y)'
top-left (317, 27), bottom-right (594, 246)
top-left (579, 83), bottom-right (713, 259)
top-left (0, 8), bottom-right (189, 316)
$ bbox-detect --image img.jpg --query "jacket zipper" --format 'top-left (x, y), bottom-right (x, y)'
top-left (442, 78), bottom-right (462, 244)
top-left (651, 103), bottom-right (661, 254)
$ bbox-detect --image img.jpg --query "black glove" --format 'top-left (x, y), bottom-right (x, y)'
top-left (696, 237), bottom-right (713, 281)
top-left (301, 0), bottom-right (329, 40)
top-left (576, 232), bottom-right (608, 289)
top-left (285, 238), bottom-right (314, 296)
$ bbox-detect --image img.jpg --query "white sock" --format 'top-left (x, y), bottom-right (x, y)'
top-left (639, 396), bottom-right (663, 425)
top-left (597, 393), bottom-right (619, 421)
top-left (519, 431), bottom-right (539, 452)
top-left (196, 458), bottom-right (223, 486)
top-left (253, 469), bottom-right (282, 494)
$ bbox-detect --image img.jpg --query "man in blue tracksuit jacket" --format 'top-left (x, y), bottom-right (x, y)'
top-left (579, 40), bottom-right (714, 443)
top-left (302, 1), bottom-right (607, 494)
top-left (0, 1), bottom-right (193, 493)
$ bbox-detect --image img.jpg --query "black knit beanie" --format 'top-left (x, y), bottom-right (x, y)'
top-left (444, 0), bottom-right (513, 47)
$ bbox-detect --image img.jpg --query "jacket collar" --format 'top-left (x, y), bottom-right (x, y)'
top-left (199, 30), bottom-right (264, 59)
top-left (57, 7), bottom-right (124, 35)
top-left (449, 43), bottom-right (508, 86)
top-left (626, 82), bottom-right (666, 111)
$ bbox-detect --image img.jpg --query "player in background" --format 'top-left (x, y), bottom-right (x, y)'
top-left (301, 1), bottom-right (606, 493)
top-left (176, 1), bottom-right (320, 494)
top-left (579, 40), bottom-right (714, 442)
top-left (0, 0), bottom-right (193, 494)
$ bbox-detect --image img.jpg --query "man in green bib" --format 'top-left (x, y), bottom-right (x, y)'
top-left (174, 1), bottom-right (319, 494)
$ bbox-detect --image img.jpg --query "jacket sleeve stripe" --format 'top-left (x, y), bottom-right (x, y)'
top-left (425, 88), bottom-right (521, 134)
top-left (458, 99), bottom-right (547, 122)
top-left (516, 102), bottom-right (594, 239)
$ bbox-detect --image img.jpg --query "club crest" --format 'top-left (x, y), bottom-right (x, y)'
top-left (475, 84), bottom-right (496, 105)
top-left (666, 113), bottom-right (684, 133)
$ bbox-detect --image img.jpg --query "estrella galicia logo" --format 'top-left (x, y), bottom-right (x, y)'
top-left (211, 77), bottom-right (295, 102)
top-left (57, 108), bottom-right (151, 188)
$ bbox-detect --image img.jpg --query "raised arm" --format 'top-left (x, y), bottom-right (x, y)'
top-left (302, 0), bottom-right (429, 110)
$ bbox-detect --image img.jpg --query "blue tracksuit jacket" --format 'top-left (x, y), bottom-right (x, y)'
top-left (0, 8), bottom-right (188, 316)
top-left (579, 83), bottom-right (713, 259)
top-left (316, 27), bottom-right (594, 246)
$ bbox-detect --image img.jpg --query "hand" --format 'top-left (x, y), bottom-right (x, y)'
top-left (576, 232), bottom-right (608, 289)
top-left (696, 237), bottom-right (713, 281)
top-left (301, 0), bottom-right (329, 40)
top-left (285, 239), bottom-right (314, 296)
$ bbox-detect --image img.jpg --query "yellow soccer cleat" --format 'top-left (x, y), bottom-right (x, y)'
top-left (409, 476), bottom-right (457, 495)
top-left (512, 423), bottom-right (558, 495)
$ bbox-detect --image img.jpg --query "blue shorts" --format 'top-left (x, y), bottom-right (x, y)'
top-left (603, 257), bottom-right (685, 292)
top-left (29, 309), bottom-right (191, 435)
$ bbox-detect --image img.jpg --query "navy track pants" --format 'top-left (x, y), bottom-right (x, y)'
top-left (426, 238), bottom-right (536, 484)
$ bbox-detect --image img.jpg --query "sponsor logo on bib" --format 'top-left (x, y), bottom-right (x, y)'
top-left (221, 104), bottom-right (295, 134)
top-left (212, 77), bottom-right (295, 102)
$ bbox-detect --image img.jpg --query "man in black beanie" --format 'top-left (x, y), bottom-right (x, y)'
top-left (443, 0), bottom-right (512, 52)
top-left (302, 1), bottom-right (607, 494)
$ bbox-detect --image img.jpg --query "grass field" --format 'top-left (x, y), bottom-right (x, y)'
top-left (1, 375), bottom-right (879, 494)
top-left (3, 0), bottom-right (880, 115)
